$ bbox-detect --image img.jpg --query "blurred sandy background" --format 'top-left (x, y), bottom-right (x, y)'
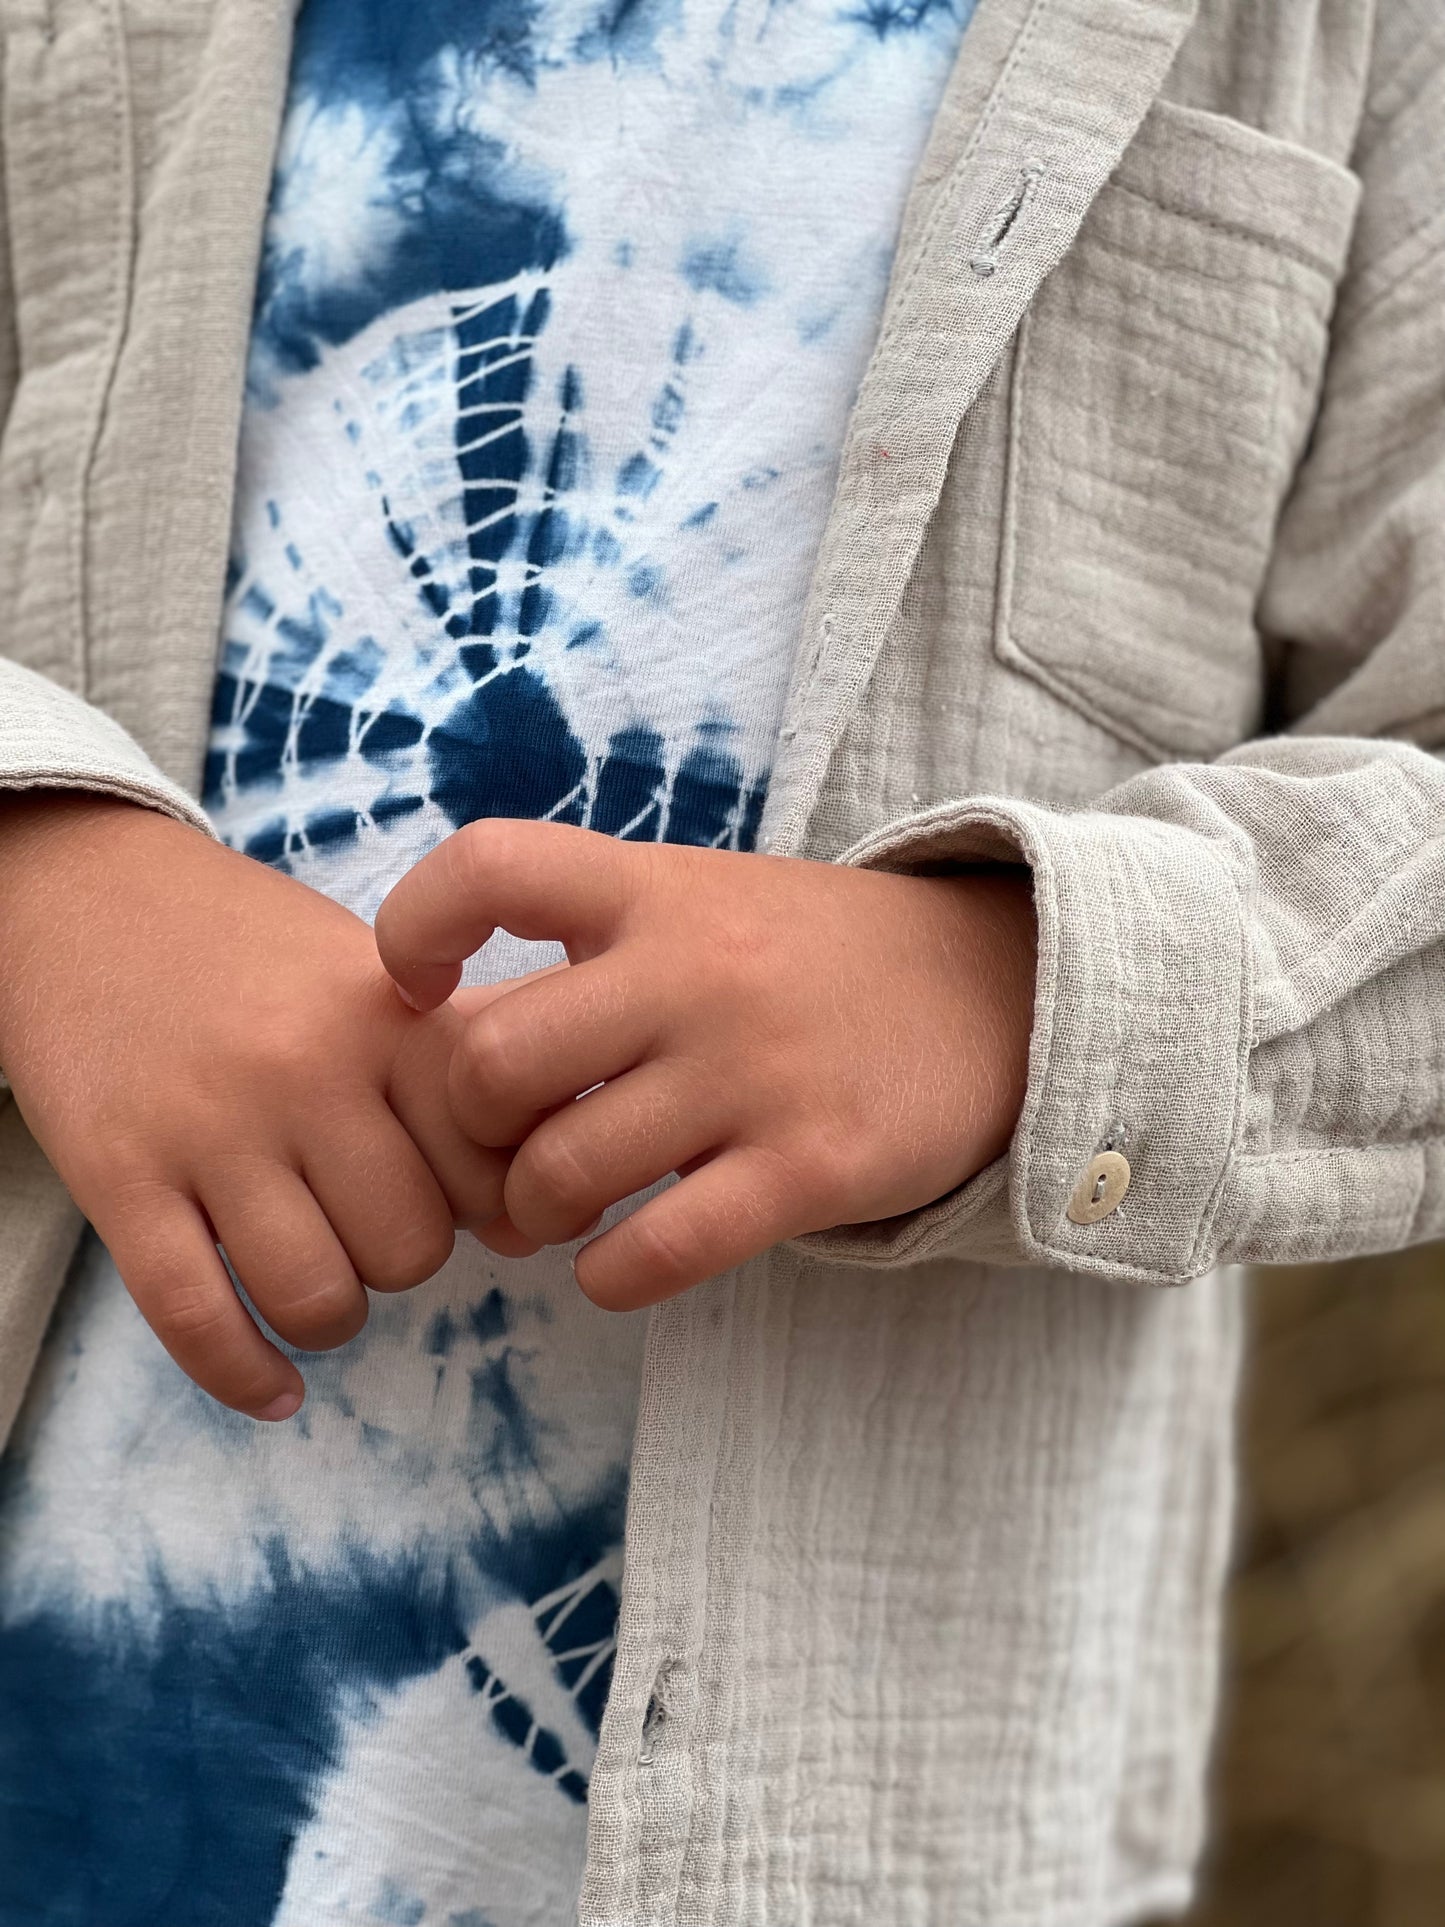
top-left (1150, 1245), bottom-right (1445, 1927)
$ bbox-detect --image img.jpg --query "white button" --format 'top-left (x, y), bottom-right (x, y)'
top-left (1067, 1150), bottom-right (1131, 1225)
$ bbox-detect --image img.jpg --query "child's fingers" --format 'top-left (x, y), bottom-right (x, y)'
top-left (375, 820), bottom-right (630, 1011)
top-left (448, 960), bottom-right (570, 1021)
top-left (106, 1189), bottom-right (305, 1420)
top-left (502, 1064), bottom-right (717, 1246)
top-left (395, 1111), bottom-right (512, 1238)
top-left (448, 960), bottom-right (656, 1148)
top-left (300, 1105), bottom-right (457, 1293)
top-left (571, 1146), bottom-right (808, 1312)
top-left (386, 1031), bottom-right (514, 1229)
top-left (468, 1211), bottom-right (544, 1260)
top-left (202, 1163), bottom-right (368, 1353)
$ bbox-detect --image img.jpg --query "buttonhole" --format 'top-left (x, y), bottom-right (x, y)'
top-left (970, 161), bottom-right (1046, 278)
top-left (806, 614), bottom-right (835, 679)
top-left (638, 1657), bottom-right (683, 1769)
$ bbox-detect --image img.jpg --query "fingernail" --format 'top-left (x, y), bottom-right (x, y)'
top-left (393, 982), bottom-right (425, 1012)
top-left (252, 1390), bottom-right (303, 1423)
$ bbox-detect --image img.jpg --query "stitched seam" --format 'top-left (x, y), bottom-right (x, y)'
top-left (845, 802), bottom-right (1059, 1264)
top-left (969, 160), bottom-right (1045, 277)
top-left (999, 194), bottom-right (1323, 762)
top-left (659, 1278), bottom-right (742, 1916)
top-left (770, 0), bottom-right (1051, 860)
top-left (1000, 302), bottom-right (1241, 763)
top-left (1248, 781), bottom-right (1439, 1042)
top-left (1147, 92), bottom-right (1360, 191)
top-left (1107, 177), bottom-right (1349, 279)
top-left (74, 0), bottom-right (135, 696)
top-left (1337, 206), bottom-right (1445, 329)
top-left (1017, 828), bottom-right (1249, 1276)
top-left (1235, 1139), bottom-right (1445, 1166)
top-left (993, 302), bottom-right (1027, 707)
top-left (18, 6), bottom-right (95, 697)
top-left (1188, 843), bottom-right (1253, 1271)
top-left (1405, 1144), bottom-right (1434, 1245)
top-left (1004, 806), bottom-right (1058, 1259)
top-left (1077, 204), bottom-right (1340, 310)
top-left (871, 0), bottom-right (1054, 363)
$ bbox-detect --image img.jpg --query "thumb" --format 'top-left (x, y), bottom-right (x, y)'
top-left (375, 819), bottom-right (627, 1012)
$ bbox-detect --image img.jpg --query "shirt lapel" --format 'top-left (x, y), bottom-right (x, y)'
top-left (84, 0), bottom-right (297, 794)
top-left (761, 0), bottom-right (1203, 859)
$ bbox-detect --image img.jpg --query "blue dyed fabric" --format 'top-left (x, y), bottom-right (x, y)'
top-left (0, 1250), bottom-right (647, 1927)
top-left (205, 0), bottom-right (975, 905)
top-left (0, 0), bottom-right (974, 1921)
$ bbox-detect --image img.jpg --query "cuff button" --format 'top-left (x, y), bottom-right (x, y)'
top-left (1067, 1150), bottom-right (1131, 1225)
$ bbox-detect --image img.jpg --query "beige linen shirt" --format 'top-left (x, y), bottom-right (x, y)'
top-left (1, 1), bottom-right (1443, 1921)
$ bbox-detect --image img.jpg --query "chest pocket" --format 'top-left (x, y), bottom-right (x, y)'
top-left (994, 97), bottom-right (1361, 763)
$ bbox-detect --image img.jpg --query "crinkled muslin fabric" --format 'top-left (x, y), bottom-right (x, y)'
top-left (0, 2), bottom-right (1443, 1922)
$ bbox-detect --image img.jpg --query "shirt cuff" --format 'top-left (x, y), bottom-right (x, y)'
top-left (792, 795), bottom-right (1252, 1283)
top-left (0, 657), bottom-right (215, 842)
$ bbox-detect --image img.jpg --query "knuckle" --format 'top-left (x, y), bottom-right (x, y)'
top-left (826, 1136), bottom-right (881, 1216)
top-left (87, 1159), bottom-right (175, 1226)
top-left (253, 1014), bottom-right (323, 1086)
top-left (513, 1128), bottom-right (596, 1220)
top-left (447, 1154), bottom-right (510, 1226)
top-left (150, 1277), bottom-right (232, 1348)
top-left (363, 1211), bottom-right (455, 1292)
top-left (772, 1123), bottom-right (865, 1216)
top-left (267, 1275), bottom-right (366, 1352)
top-left (624, 1209), bottom-right (703, 1288)
top-left (450, 1079), bottom-right (530, 1158)
top-left (460, 1006), bottom-right (533, 1095)
top-left (451, 816), bottom-right (520, 888)
top-left (113, 1240), bottom-right (289, 1414)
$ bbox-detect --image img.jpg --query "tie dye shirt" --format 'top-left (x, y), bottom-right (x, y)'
top-left (0, 1), bottom-right (974, 1923)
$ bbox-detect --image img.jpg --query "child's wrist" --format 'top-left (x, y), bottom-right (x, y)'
top-left (0, 792), bottom-right (187, 1065)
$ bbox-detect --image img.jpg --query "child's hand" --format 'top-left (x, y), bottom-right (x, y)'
top-left (0, 794), bottom-right (510, 1418)
top-left (374, 820), bottom-right (1037, 1310)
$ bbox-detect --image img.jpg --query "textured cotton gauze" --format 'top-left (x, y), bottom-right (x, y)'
top-left (0, 1), bottom-right (978, 1924)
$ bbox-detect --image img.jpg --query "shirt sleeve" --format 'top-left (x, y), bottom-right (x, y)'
top-left (0, 43), bottom-right (212, 845)
top-left (795, 6), bottom-right (1445, 1283)
top-left (0, 656), bottom-right (215, 837)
